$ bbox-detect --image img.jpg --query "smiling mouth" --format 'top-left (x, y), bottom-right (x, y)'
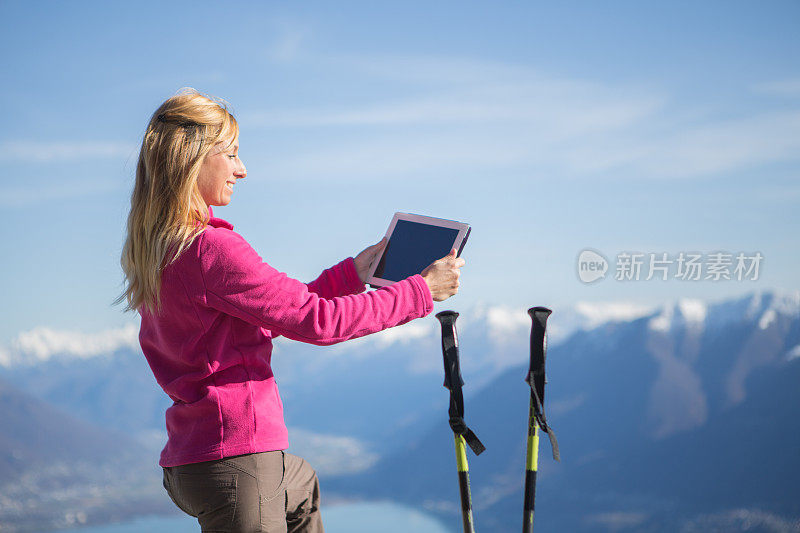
top-left (225, 181), bottom-right (235, 192)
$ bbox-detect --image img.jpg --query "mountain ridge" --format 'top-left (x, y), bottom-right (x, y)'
top-left (326, 289), bottom-right (800, 532)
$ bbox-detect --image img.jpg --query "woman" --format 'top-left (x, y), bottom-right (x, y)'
top-left (116, 88), bottom-right (464, 532)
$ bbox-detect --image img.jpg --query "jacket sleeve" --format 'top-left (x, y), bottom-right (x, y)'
top-left (305, 257), bottom-right (366, 299)
top-left (198, 228), bottom-right (433, 346)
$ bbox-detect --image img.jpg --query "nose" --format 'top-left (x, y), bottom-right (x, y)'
top-left (235, 160), bottom-right (247, 179)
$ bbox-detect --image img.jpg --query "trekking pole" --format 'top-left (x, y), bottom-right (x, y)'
top-left (523, 307), bottom-right (560, 533)
top-left (436, 310), bottom-right (486, 533)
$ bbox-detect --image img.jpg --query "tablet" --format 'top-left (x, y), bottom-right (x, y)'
top-left (366, 212), bottom-right (471, 288)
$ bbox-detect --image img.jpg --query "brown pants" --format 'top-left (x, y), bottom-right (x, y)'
top-left (162, 451), bottom-right (324, 533)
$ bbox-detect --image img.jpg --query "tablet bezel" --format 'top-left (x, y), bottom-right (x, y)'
top-left (366, 212), bottom-right (471, 288)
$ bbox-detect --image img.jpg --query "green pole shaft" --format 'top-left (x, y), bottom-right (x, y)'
top-left (522, 397), bottom-right (539, 533)
top-left (454, 433), bottom-right (476, 533)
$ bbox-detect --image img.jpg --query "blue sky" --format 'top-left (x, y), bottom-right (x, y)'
top-left (1, 1), bottom-right (798, 343)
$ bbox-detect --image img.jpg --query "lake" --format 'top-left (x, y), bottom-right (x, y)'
top-left (54, 501), bottom-right (453, 533)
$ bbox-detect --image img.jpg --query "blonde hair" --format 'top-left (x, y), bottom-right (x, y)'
top-left (114, 88), bottom-right (239, 315)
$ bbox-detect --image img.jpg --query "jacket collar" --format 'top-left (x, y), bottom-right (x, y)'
top-left (206, 205), bottom-right (234, 230)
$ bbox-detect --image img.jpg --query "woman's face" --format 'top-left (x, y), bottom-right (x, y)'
top-left (196, 138), bottom-right (246, 208)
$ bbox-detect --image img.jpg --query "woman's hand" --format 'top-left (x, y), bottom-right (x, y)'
top-left (354, 237), bottom-right (387, 283)
top-left (421, 249), bottom-right (465, 302)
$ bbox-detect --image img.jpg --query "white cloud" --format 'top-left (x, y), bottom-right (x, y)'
top-left (486, 306), bottom-right (531, 342)
top-left (248, 55), bottom-right (800, 182)
top-left (575, 301), bottom-right (654, 329)
top-left (2, 323), bottom-right (140, 367)
top-left (0, 347), bottom-right (10, 368)
top-left (254, 82), bottom-right (662, 131)
top-left (370, 321), bottom-right (435, 348)
top-left (286, 427), bottom-right (378, 475)
top-left (585, 512), bottom-right (648, 530)
top-left (265, 21), bottom-right (311, 63)
top-left (0, 177), bottom-right (126, 208)
top-left (681, 508), bottom-right (800, 532)
top-left (0, 139), bottom-right (132, 209)
top-left (751, 78), bottom-right (800, 97)
top-left (786, 344), bottom-right (800, 362)
top-left (0, 141), bottom-right (135, 162)
top-left (325, 320), bottom-right (436, 357)
top-left (599, 111), bottom-right (800, 179)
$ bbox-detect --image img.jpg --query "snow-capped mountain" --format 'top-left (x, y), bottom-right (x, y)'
top-left (0, 299), bottom-right (659, 458)
top-left (0, 298), bottom-right (655, 376)
top-left (646, 290), bottom-right (800, 335)
top-left (11, 291), bottom-right (793, 375)
top-left (1, 292), bottom-right (795, 450)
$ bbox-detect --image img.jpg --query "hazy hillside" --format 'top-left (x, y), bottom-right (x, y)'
top-left (0, 378), bottom-right (170, 532)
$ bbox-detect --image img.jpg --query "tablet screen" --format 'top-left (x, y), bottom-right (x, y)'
top-left (373, 219), bottom-right (460, 282)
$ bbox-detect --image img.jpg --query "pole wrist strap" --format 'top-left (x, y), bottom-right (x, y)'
top-left (449, 389), bottom-right (486, 456)
top-left (530, 384), bottom-right (560, 462)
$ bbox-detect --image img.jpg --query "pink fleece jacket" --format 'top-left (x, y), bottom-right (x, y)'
top-left (138, 208), bottom-right (434, 467)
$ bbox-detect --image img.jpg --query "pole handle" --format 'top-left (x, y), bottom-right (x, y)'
top-left (436, 310), bottom-right (464, 390)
